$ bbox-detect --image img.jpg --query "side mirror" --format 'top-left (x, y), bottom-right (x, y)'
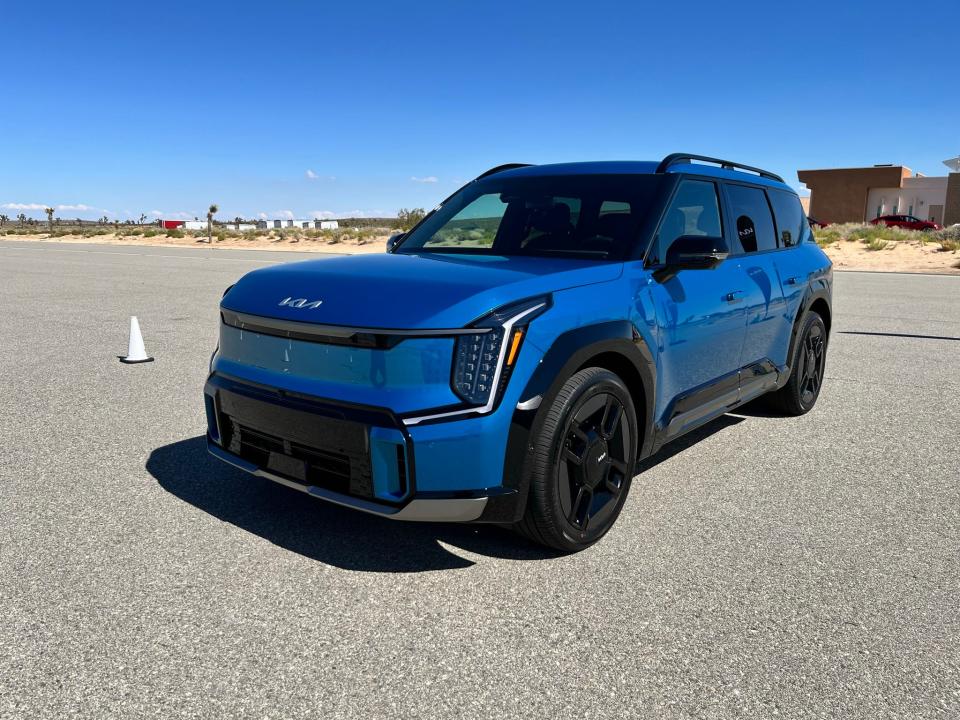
top-left (665, 235), bottom-right (727, 270)
top-left (386, 232), bottom-right (405, 252)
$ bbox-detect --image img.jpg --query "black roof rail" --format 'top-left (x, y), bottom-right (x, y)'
top-left (476, 163), bottom-right (532, 179)
top-left (655, 153), bottom-right (784, 183)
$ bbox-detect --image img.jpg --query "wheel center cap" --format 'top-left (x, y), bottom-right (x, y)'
top-left (584, 439), bottom-right (609, 489)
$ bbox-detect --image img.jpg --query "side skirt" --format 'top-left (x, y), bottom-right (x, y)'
top-left (646, 359), bottom-right (785, 459)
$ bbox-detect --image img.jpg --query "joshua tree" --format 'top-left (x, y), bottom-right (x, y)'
top-left (138, 213), bottom-right (147, 225)
top-left (17, 213), bottom-right (26, 227)
top-left (0, 214), bottom-right (7, 227)
top-left (45, 207), bottom-right (55, 231)
top-left (207, 203), bottom-right (218, 243)
top-left (234, 216), bottom-right (242, 230)
top-left (396, 207), bottom-right (426, 231)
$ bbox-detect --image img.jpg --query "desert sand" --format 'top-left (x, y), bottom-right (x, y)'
top-left (2, 231), bottom-right (959, 273)
top-left (0, 231), bottom-right (390, 254)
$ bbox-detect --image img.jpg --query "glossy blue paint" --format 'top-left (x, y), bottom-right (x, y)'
top-left (221, 253), bottom-right (622, 330)
top-left (740, 256), bottom-right (788, 369)
top-left (205, 159), bottom-right (832, 518)
top-left (635, 260), bottom-right (749, 417)
top-left (215, 325), bottom-right (460, 410)
top-left (369, 427), bottom-right (407, 500)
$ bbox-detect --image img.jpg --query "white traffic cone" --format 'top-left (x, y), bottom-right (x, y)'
top-left (120, 316), bottom-right (154, 364)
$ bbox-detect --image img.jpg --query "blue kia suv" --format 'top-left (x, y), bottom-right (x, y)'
top-left (204, 154), bottom-right (832, 551)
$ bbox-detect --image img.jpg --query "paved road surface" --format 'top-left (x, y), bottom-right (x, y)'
top-left (1, 241), bottom-right (957, 719)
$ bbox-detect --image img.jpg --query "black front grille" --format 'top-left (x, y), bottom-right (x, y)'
top-left (227, 420), bottom-right (353, 493)
top-left (216, 388), bottom-right (374, 498)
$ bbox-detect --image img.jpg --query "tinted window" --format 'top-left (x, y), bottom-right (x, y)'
top-left (397, 175), bottom-right (663, 260)
top-left (767, 189), bottom-right (806, 247)
top-left (650, 179), bottom-right (722, 264)
top-left (726, 184), bottom-right (776, 253)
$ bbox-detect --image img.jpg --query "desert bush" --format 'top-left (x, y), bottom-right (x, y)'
top-left (864, 238), bottom-right (889, 251)
top-left (166, 229), bottom-right (184, 238)
top-left (813, 223), bottom-right (915, 246)
top-left (143, 229), bottom-right (158, 237)
top-left (929, 225), bottom-right (960, 248)
top-left (396, 208), bottom-right (426, 231)
top-left (931, 224), bottom-right (960, 238)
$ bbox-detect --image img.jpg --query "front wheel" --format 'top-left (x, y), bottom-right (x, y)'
top-left (516, 368), bottom-right (638, 552)
top-left (765, 311), bottom-right (827, 416)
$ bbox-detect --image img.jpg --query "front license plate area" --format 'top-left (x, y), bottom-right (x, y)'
top-left (267, 451), bottom-right (307, 482)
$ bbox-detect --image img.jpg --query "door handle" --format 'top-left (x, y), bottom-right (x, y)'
top-left (725, 290), bottom-right (745, 303)
top-left (784, 276), bottom-right (799, 286)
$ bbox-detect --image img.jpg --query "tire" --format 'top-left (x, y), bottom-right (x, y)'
top-left (515, 368), bottom-right (639, 552)
top-left (765, 311), bottom-right (827, 416)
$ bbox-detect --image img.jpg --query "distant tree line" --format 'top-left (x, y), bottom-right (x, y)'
top-left (0, 206), bottom-right (429, 232)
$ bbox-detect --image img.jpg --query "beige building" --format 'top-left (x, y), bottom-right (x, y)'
top-left (797, 164), bottom-right (960, 225)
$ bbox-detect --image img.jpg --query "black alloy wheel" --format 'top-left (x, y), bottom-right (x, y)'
top-left (558, 392), bottom-right (631, 533)
top-left (765, 310), bottom-right (828, 416)
top-left (516, 367), bottom-right (639, 552)
top-left (796, 320), bottom-right (826, 407)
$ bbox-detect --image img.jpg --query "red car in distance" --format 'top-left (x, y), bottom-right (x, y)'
top-left (871, 214), bottom-right (941, 231)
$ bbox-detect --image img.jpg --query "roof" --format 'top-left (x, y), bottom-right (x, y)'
top-left (494, 160), bottom-right (794, 193)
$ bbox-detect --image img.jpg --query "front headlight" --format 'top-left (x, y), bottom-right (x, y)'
top-left (452, 296), bottom-right (550, 407)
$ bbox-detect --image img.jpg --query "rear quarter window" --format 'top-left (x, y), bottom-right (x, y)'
top-left (767, 189), bottom-right (808, 247)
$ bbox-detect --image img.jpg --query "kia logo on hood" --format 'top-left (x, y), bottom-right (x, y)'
top-left (278, 297), bottom-right (323, 309)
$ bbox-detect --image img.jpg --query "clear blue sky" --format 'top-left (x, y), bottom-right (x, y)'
top-left (2, 0), bottom-right (958, 221)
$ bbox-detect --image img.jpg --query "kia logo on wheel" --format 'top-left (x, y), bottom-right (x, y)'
top-left (278, 297), bottom-right (323, 309)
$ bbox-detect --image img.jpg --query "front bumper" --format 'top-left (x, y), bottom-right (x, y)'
top-left (204, 373), bottom-right (525, 523)
top-left (207, 442), bottom-right (490, 521)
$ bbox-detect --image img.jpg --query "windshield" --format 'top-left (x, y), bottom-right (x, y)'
top-left (395, 174), bottom-right (664, 260)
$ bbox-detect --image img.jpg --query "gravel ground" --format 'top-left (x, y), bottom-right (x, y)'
top-left (1, 241), bottom-right (957, 719)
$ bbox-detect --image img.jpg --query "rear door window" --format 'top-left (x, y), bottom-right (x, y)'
top-left (726, 184), bottom-right (777, 253)
top-left (767, 189), bottom-right (807, 247)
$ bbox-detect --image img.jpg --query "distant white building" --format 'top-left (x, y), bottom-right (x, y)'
top-left (865, 175), bottom-right (949, 223)
top-left (256, 219), bottom-right (339, 230)
top-left (171, 220), bottom-right (256, 232)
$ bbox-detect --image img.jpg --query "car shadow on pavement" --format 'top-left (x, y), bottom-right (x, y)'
top-left (635, 414), bottom-right (745, 473)
top-left (147, 436), bottom-right (562, 573)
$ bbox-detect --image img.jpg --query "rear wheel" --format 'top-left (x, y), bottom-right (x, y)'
top-left (516, 368), bottom-right (638, 552)
top-left (765, 311), bottom-right (827, 416)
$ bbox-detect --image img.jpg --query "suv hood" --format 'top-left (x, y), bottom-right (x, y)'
top-left (222, 252), bottom-right (622, 329)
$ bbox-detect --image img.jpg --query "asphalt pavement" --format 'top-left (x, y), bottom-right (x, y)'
top-left (0, 240), bottom-right (957, 719)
